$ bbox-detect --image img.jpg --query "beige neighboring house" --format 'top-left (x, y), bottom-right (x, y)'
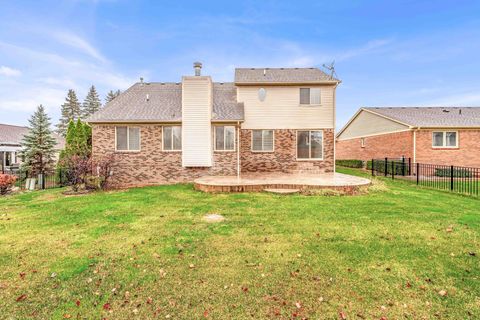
top-left (0, 123), bottom-right (65, 173)
top-left (87, 63), bottom-right (341, 188)
top-left (336, 107), bottom-right (480, 167)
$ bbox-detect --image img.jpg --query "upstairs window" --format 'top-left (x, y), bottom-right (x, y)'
top-left (163, 126), bottom-right (182, 151)
top-left (432, 131), bottom-right (458, 148)
top-left (252, 130), bottom-right (274, 152)
top-left (300, 88), bottom-right (321, 105)
top-left (116, 126), bottom-right (140, 151)
top-left (214, 126), bottom-right (235, 151)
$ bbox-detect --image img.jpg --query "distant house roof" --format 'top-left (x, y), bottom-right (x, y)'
top-left (364, 107), bottom-right (480, 128)
top-left (234, 67), bottom-right (339, 84)
top-left (0, 123), bottom-right (64, 149)
top-left (87, 82), bottom-right (244, 123)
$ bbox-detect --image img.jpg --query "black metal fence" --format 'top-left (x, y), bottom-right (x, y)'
top-left (5, 170), bottom-right (61, 190)
top-left (371, 158), bottom-right (480, 197)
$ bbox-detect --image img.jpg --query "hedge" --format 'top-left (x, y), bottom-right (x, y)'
top-left (434, 168), bottom-right (472, 178)
top-left (335, 159), bottom-right (364, 168)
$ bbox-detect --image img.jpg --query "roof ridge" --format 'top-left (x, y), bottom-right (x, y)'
top-left (0, 123), bottom-right (28, 128)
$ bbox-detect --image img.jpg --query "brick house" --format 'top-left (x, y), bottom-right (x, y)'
top-left (87, 63), bottom-right (340, 187)
top-left (0, 123), bottom-right (64, 173)
top-left (336, 107), bottom-right (480, 167)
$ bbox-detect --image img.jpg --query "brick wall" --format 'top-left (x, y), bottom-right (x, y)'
top-left (92, 124), bottom-right (238, 188)
top-left (240, 129), bottom-right (334, 173)
top-left (415, 129), bottom-right (480, 167)
top-left (92, 125), bottom-right (335, 187)
top-left (336, 130), bottom-right (414, 161)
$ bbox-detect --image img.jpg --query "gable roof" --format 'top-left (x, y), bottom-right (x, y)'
top-left (87, 82), bottom-right (244, 123)
top-left (234, 67), bottom-right (339, 84)
top-left (364, 107), bottom-right (480, 128)
top-left (0, 123), bottom-right (65, 149)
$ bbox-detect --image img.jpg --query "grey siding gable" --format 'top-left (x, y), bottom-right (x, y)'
top-left (337, 110), bottom-right (410, 140)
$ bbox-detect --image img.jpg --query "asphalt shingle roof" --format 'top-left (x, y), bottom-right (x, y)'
top-left (87, 82), bottom-right (244, 123)
top-left (0, 123), bottom-right (65, 149)
top-left (234, 67), bottom-right (339, 84)
top-left (365, 107), bottom-right (480, 128)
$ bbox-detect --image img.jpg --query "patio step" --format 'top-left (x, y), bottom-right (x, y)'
top-left (284, 169), bottom-right (325, 174)
top-left (263, 188), bottom-right (300, 194)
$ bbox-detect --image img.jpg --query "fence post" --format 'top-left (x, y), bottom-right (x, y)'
top-left (408, 158), bottom-right (411, 176)
top-left (450, 165), bottom-right (454, 191)
top-left (402, 157), bottom-right (405, 176)
top-left (391, 160), bottom-right (395, 179)
top-left (371, 159), bottom-right (374, 176)
top-left (384, 157), bottom-right (388, 176)
top-left (416, 163), bottom-right (419, 185)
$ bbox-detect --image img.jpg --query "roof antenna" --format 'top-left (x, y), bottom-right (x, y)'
top-left (322, 60), bottom-right (337, 80)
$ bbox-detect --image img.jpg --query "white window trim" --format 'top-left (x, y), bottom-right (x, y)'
top-left (432, 131), bottom-right (458, 148)
top-left (162, 125), bottom-right (182, 152)
top-left (296, 129), bottom-right (324, 161)
top-left (251, 129), bottom-right (275, 153)
top-left (213, 126), bottom-right (236, 152)
top-left (115, 126), bottom-right (141, 152)
top-left (299, 88), bottom-right (322, 107)
top-left (361, 137), bottom-right (365, 148)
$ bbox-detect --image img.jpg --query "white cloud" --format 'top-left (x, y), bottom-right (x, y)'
top-left (49, 30), bottom-right (108, 63)
top-left (0, 65), bottom-right (21, 77)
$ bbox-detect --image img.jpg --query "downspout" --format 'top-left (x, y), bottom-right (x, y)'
top-left (237, 121), bottom-right (241, 180)
top-left (333, 83), bottom-right (338, 173)
top-left (413, 128), bottom-right (417, 164)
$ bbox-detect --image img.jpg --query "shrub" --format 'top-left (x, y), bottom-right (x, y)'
top-left (0, 174), bottom-right (17, 195)
top-left (336, 159), bottom-right (364, 168)
top-left (435, 168), bottom-right (472, 178)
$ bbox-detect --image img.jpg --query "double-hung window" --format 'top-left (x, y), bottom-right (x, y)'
top-left (432, 131), bottom-right (458, 148)
top-left (300, 88), bottom-right (321, 105)
top-left (214, 126), bottom-right (235, 151)
top-left (252, 130), bottom-right (274, 152)
top-left (116, 126), bottom-right (140, 151)
top-left (297, 130), bottom-right (323, 159)
top-left (163, 126), bottom-right (182, 151)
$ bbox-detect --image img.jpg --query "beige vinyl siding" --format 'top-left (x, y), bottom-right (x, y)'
top-left (338, 110), bottom-right (410, 140)
top-left (238, 85), bottom-right (335, 129)
top-left (181, 76), bottom-right (213, 167)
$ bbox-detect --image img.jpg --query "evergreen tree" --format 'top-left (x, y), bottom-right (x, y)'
top-left (57, 89), bottom-right (81, 137)
top-left (82, 85), bottom-right (102, 118)
top-left (21, 105), bottom-right (57, 177)
top-left (105, 89), bottom-right (121, 104)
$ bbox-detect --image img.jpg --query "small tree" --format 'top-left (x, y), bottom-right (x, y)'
top-left (57, 89), bottom-right (81, 137)
top-left (57, 119), bottom-right (93, 190)
top-left (82, 85), bottom-right (102, 118)
top-left (105, 90), bottom-right (121, 104)
top-left (21, 105), bottom-right (57, 177)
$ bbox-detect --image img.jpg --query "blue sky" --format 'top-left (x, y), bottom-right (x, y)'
top-left (1, 0), bottom-right (480, 129)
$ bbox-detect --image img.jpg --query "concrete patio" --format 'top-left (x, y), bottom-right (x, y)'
top-left (194, 172), bottom-right (371, 193)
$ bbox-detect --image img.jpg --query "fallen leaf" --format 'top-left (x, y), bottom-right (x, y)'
top-left (295, 302), bottom-right (302, 309)
top-left (438, 290), bottom-right (447, 297)
top-left (203, 310), bottom-right (209, 317)
top-left (51, 272), bottom-right (57, 278)
top-left (339, 311), bottom-right (347, 319)
top-left (63, 314), bottom-right (71, 319)
top-left (469, 252), bottom-right (476, 256)
top-left (242, 286), bottom-right (248, 292)
top-left (76, 300), bottom-right (81, 307)
top-left (16, 294), bottom-right (27, 302)
top-left (103, 303), bottom-right (111, 310)
top-left (189, 264), bottom-right (195, 269)
top-left (147, 297), bottom-right (153, 304)
top-left (19, 272), bottom-right (26, 280)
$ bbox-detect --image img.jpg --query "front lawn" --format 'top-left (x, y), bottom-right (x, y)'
top-left (0, 168), bottom-right (478, 319)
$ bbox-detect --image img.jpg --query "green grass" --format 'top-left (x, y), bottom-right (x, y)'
top-left (0, 168), bottom-right (479, 319)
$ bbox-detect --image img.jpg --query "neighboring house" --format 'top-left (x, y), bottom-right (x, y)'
top-left (336, 107), bottom-right (480, 167)
top-left (0, 123), bottom-right (65, 173)
top-left (87, 63), bottom-right (340, 187)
